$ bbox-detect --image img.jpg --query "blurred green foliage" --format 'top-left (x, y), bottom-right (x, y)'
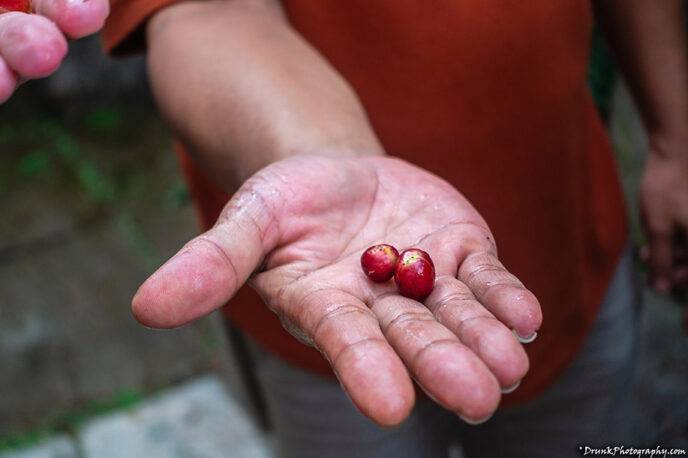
top-left (84, 107), bottom-right (124, 134)
top-left (588, 28), bottom-right (617, 123)
top-left (0, 102), bottom-right (190, 270)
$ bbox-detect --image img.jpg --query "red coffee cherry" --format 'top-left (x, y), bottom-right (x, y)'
top-left (0, 0), bottom-right (31, 13)
top-left (361, 244), bottom-right (399, 282)
top-left (394, 248), bottom-right (435, 301)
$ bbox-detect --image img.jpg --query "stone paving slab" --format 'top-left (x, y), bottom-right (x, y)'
top-left (0, 436), bottom-right (77, 458)
top-left (77, 375), bottom-right (273, 458)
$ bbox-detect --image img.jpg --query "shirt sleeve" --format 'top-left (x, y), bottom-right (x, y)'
top-left (102, 0), bottom-right (181, 55)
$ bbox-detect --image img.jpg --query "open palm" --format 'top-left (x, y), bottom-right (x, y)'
top-left (133, 155), bottom-right (542, 425)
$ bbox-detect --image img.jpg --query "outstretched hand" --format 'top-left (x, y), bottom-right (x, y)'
top-left (133, 155), bottom-right (542, 426)
top-left (0, 0), bottom-right (109, 103)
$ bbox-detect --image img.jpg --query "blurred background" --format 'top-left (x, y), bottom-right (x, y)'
top-left (0, 29), bottom-right (687, 458)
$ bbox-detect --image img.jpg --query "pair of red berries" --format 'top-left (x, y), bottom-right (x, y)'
top-left (360, 244), bottom-right (435, 301)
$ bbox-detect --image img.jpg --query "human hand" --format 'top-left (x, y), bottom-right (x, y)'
top-left (132, 155), bottom-right (542, 426)
top-left (0, 0), bottom-right (109, 103)
top-left (640, 133), bottom-right (688, 301)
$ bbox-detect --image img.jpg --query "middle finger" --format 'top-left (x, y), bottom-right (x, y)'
top-left (425, 275), bottom-right (529, 392)
top-left (371, 293), bottom-right (501, 423)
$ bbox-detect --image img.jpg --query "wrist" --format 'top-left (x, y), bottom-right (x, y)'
top-left (274, 137), bottom-right (385, 162)
top-left (648, 125), bottom-right (688, 161)
top-left (242, 140), bottom-right (385, 185)
top-left (646, 104), bottom-right (688, 153)
top-left (194, 138), bottom-right (386, 193)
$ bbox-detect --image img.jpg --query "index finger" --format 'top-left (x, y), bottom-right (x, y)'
top-left (266, 283), bottom-right (415, 427)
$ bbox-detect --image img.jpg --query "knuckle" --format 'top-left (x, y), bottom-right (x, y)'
top-left (383, 308), bottom-right (434, 333)
top-left (331, 336), bottom-right (386, 369)
top-left (460, 252), bottom-right (509, 285)
top-left (457, 314), bottom-right (499, 340)
top-left (189, 236), bottom-right (239, 290)
top-left (412, 338), bottom-right (459, 368)
top-left (433, 292), bottom-right (478, 321)
top-left (313, 303), bottom-right (375, 341)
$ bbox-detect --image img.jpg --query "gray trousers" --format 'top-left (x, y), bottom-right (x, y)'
top-left (252, 248), bottom-right (641, 458)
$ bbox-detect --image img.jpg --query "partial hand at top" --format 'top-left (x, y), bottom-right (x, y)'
top-left (0, 0), bottom-right (109, 103)
top-left (132, 155), bottom-right (542, 426)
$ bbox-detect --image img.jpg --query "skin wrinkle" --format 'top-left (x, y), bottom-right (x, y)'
top-left (289, 286), bottom-right (349, 330)
top-left (461, 250), bottom-right (500, 265)
top-left (433, 293), bottom-right (481, 325)
top-left (462, 256), bottom-right (523, 292)
top-left (330, 336), bottom-right (388, 370)
top-left (311, 302), bottom-right (377, 344)
top-left (221, 179), bottom-right (280, 250)
top-left (466, 262), bottom-right (506, 283)
top-left (369, 290), bottom-right (401, 305)
top-left (409, 337), bottom-right (463, 371)
top-left (430, 275), bottom-right (476, 304)
top-left (456, 315), bottom-right (502, 345)
top-left (382, 309), bottom-right (436, 334)
top-left (414, 220), bottom-right (495, 256)
top-left (193, 235), bottom-right (240, 293)
top-left (278, 252), bottom-right (355, 294)
top-left (480, 283), bottom-right (531, 311)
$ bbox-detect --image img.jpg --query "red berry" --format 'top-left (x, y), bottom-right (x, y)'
top-left (0, 0), bottom-right (31, 12)
top-left (361, 244), bottom-right (399, 282)
top-left (394, 248), bottom-right (435, 301)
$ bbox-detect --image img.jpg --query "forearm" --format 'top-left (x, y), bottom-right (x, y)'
top-left (595, 0), bottom-right (688, 150)
top-left (146, 0), bottom-right (383, 189)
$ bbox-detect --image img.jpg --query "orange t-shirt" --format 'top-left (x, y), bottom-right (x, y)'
top-left (104, 0), bottom-right (628, 407)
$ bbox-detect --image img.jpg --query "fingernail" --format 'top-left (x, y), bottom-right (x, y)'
top-left (513, 329), bottom-right (537, 344)
top-left (459, 413), bottom-right (493, 425)
top-left (501, 380), bottom-right (521, 394)
top-left (654, 278), bottom-right (671, 294)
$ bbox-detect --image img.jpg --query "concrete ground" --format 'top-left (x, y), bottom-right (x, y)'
top-left (0, 376), bottom-right (273, 458)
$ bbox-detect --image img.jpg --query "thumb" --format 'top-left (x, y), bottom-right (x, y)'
top-left (132, 189), bottom-right (278, 328)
